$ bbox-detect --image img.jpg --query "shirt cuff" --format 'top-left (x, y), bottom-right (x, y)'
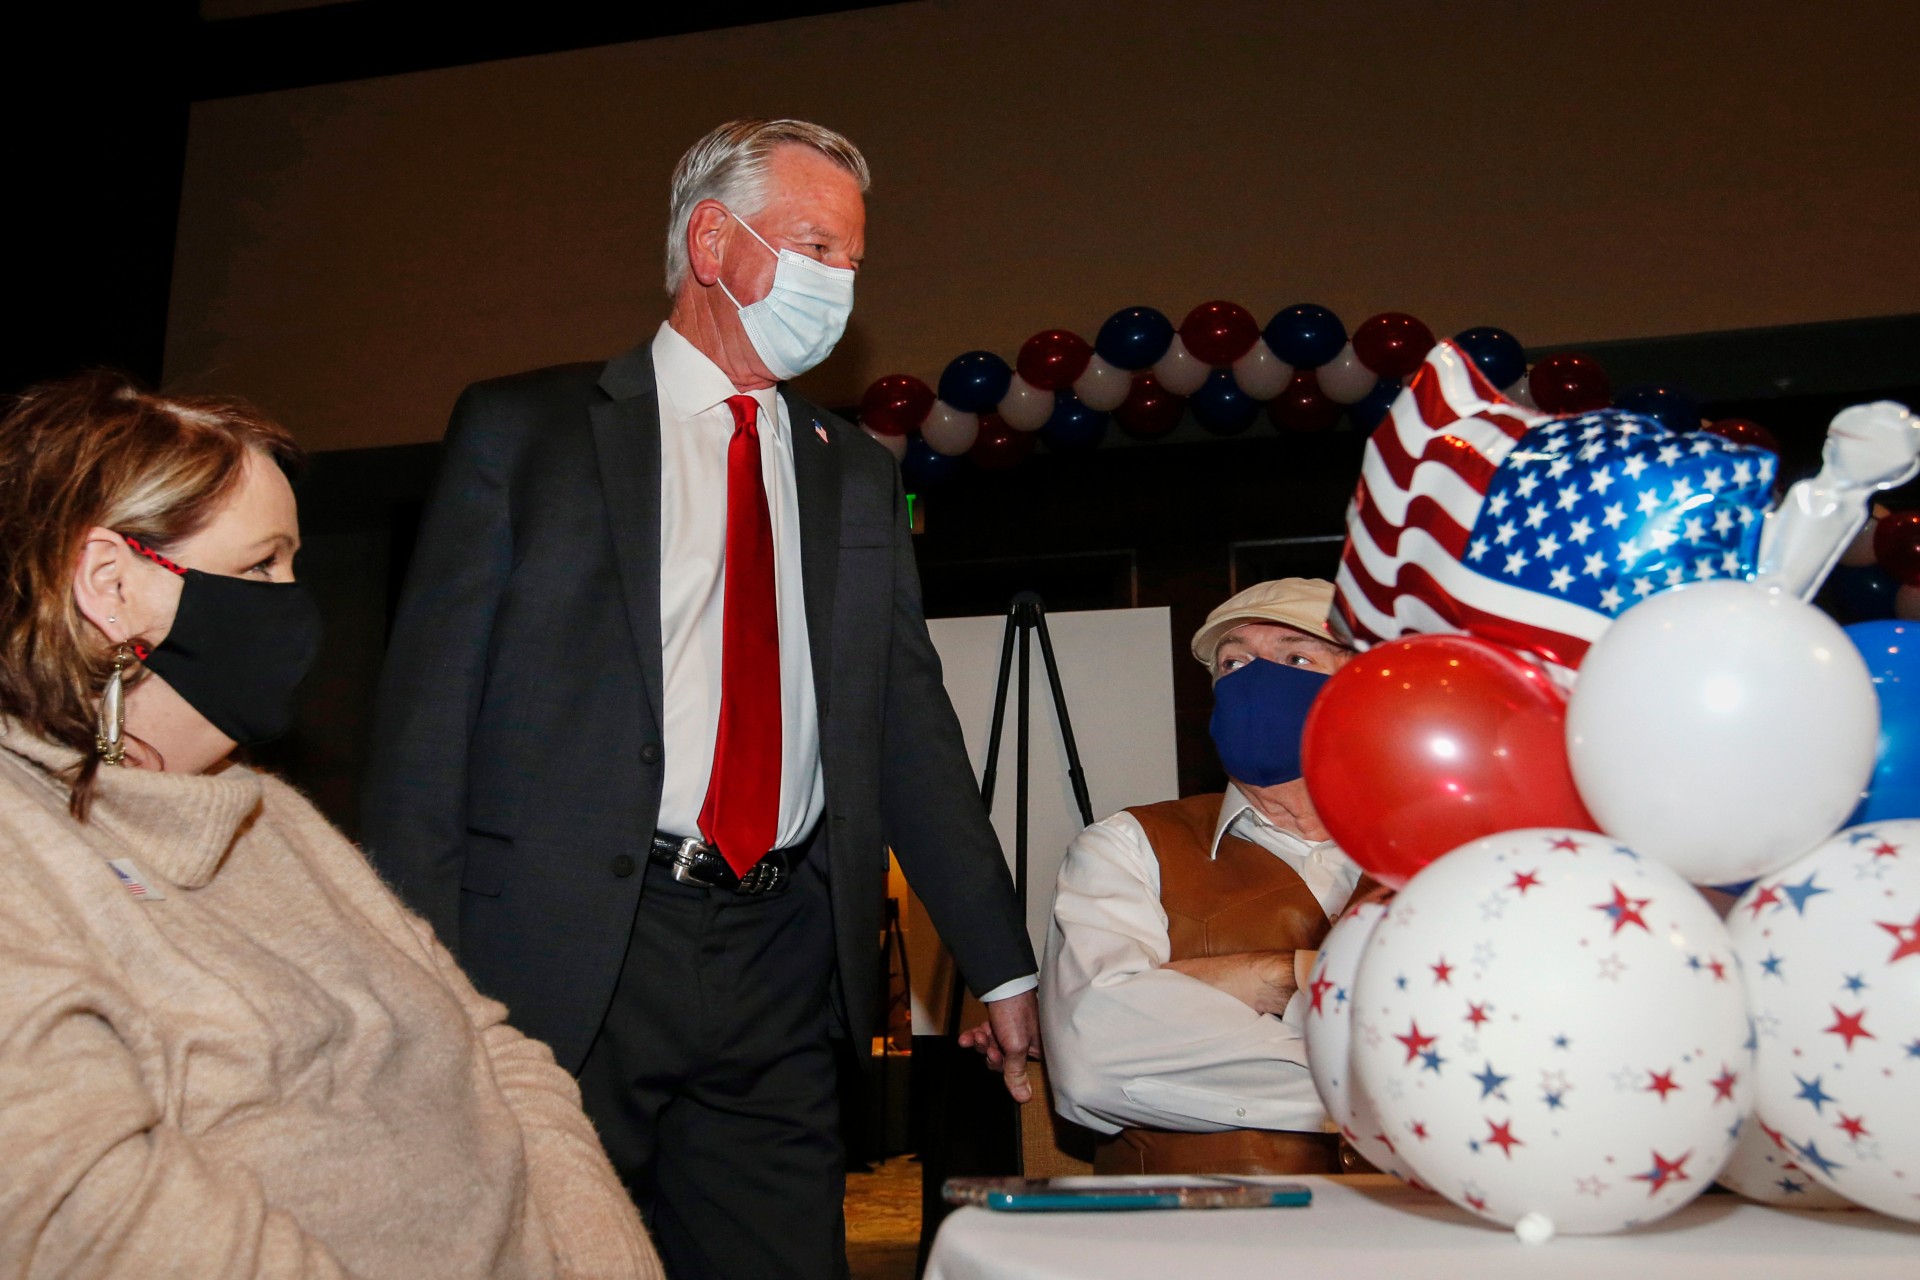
top-left (978, 974), bottom-right (1039, 1003)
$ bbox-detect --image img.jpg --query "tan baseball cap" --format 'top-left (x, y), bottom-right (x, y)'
top-left (1189, 577), bottom-right (1340, 667)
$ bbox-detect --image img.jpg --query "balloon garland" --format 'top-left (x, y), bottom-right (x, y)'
top-left (857, 301), bottom-right (1767, 486)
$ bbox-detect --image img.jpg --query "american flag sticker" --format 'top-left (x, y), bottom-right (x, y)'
top-left (108, 858), bottom-right (166, 901)
top-left (814, 420), bottom-right (830, 444)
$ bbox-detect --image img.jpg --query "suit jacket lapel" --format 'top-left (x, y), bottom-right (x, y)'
top-left (591, 346), bottom-right (666, 739)
top-left (784, 391), bottom-right (841, 725)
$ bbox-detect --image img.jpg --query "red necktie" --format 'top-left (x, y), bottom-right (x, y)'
top-left (699, 394), bottom-right (784, 876)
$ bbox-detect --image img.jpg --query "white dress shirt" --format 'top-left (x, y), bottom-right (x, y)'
top-left (653, 322), bottom-right (824, 847)
top-left (1040, 785), bottom-right (1362, 1134)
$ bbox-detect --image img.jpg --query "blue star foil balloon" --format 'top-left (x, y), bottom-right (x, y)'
top-left (1335, 342), bottom-right (1778, 669)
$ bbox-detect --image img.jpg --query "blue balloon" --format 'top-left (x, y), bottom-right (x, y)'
top-left (1262, 303), bottom-right (1346, 369)
top-left (1094, 307), bottom-right (1175, 371)
top-left (901, 435), bottom-right (963, 489)
top-left (1188, 368), bottom-right (1260, 436)
top-left (1846, 620), bottom-right (1920, 823)
top-left (1348, 377), bottom-right (1403, 429)
top-left (1833, 563), bottom-right (1900, 622)
top-left (937, 351), bottom-right (1013, 414)
top-left (1614, 384), bottom-right (1700, 437)
top-left (1040, 391), bottom-right (1108, 451)
top-left (1452, 326), bottom-right (1526, 390)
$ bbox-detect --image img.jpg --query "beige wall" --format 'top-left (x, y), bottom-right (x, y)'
top-left (166, 0), bottom-right (1920, 451)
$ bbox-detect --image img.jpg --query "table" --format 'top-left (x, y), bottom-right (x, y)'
top-left (925, 1175), bottom-right (1920, 1279)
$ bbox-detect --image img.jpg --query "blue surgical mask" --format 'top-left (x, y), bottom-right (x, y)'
top-left (718, 209), bottom-right (856, 381)
top-left (1209, 658), bottom-right (1330, 787)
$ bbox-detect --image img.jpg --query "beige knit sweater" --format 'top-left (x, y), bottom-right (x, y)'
top-left (0, 723), bottom-right (663, 1280)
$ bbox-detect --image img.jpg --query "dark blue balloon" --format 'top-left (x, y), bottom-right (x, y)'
top-left (937, 351), bottom-right (1013, 414)
top-left (1348, 377), bottom-right (1403, 429)
top-left (1452, 326), bottom-right (1527, 390)
top-left (901, 435), bottom-right (963, 489)
top-left (1040, 391), bottom-right (1108, 451)
top-left (1614, 384), bottom-right (1700, 437)
top-left (1263, 303), bottom-right (1346, 369)
top-left (1094, 307), bottom-right (1175, 371)
top-left (1187, 368), bottom-right (1260, 436)
top-left (1846, 620), bottom-right (1920, 823)
top-left (1833, 564), bottom-right (1900, 622)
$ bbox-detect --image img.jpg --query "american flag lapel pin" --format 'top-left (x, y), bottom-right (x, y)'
top-left (813, 419), bottom-right (830, 445)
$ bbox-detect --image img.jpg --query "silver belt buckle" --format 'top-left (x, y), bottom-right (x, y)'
top-left (670, 836), bottom-right (721, 888)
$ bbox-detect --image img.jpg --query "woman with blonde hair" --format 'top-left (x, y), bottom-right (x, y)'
top-left (0, 372), bottom-right (662, 1279)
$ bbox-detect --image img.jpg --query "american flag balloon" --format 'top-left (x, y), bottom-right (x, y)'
top-left (1728, 821), bottom-right (1920, 1222)
top-left (1335, 342), bottom-right (1779, 669)
top-left (1349, 828), bottom-right (1752, 1235)
top-left (1715, 1113), bottom-right (1852, 1209)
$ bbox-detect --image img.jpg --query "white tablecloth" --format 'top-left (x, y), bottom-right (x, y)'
top-left (925, 1176), bottom-right (1920, 1280)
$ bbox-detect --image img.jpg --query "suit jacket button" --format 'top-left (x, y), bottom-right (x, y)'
top-left (611, 854), bottom-right (637, 878)
top-left (640, 743), bottom-right (662, 765)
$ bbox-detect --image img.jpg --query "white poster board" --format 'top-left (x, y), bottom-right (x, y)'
top-left (905, 606), bottom-right (1180, 1033)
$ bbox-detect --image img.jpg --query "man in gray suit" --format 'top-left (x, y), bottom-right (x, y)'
top-left (361, 119), bottom-right (1038, 1280)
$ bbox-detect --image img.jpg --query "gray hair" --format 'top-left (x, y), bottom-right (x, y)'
top-left (663, 118), bottom-right (871, 296)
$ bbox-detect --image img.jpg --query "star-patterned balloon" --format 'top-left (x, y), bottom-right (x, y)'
top-left (1303, 901), bottom-right (1425, 1187)
top-left (1728, 821), bottom-right (1920, 1222)
top-left (1716, 1112), bottom-right (1854, 1209)
top-left (1350, 829), bottom-right (1752, 1235)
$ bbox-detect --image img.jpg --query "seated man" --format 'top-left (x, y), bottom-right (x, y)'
top-left (1041, 578), bottom-right (1375, 1176)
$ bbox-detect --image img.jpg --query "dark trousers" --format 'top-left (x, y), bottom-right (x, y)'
top-left (577, 851), bottom-right (847, 1280)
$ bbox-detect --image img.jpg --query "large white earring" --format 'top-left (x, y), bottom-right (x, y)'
top-left (95, 644), bottom-right (133, 766)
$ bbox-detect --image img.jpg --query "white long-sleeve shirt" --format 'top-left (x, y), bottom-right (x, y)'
top-left (1040, 786), bottom-right (1362, 1135)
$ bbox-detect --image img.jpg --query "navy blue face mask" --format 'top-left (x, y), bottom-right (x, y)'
top-left (1208, 658), bottom-right (1330, 787)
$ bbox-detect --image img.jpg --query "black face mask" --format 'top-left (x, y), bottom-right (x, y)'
top-left (126, 537), bottom-right (323, 745)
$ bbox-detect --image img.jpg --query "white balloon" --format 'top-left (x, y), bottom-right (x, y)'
top-left (1152, 335), bottom-right (1210, 396)
top-left (997, 374), bottom-right (1054, 432)
top-left (1305, 902), bottom-right (1427, 1187)
top-left (1351, 828), bottom-right (1751, 1235)
top-left (1318, 342), bottom-right (1379, 405)
top-left (1567, 581), bottom-right (1879, 884)
top-left (1230, 341), bottom-right (1293, 402)
top-left (1073, 354), bottom-right (1133, 413)
top-left (862, 425), bottom-right (908, 461)
top-left (1715, 1115), bottom-right (1852, 1209)
top-left (1728, 821), bottom-right (1920, 1221)
top-left (920, 401), bottom-right (979, 456)
top-left (1504, 376), bottom-right (1539, 410)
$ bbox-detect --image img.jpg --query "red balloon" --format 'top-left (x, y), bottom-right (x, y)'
top-left (858, 374), bottom-right (935, 436)
top-left (1873, 510), bottom-right (1920, 587)
top-left (1113, 371), bottom-right (1186, 439)
top-left (1301, 634), bottom-right (1599, 888)
top-left (1177, 300), bottom-right (1260, 367)
top-left (1350, 312), bottom-right (1435, 380)
top-left (1267, 369), bottom-right (1340, 433)
top-left (1703, 416), bottom-right (1780, 454)
top-left (1527, 352), bottom-right (1611, 414)
top-left (1015, 329), bottom-right (1093, 392)
top-left (969, 413), bottom-right (1035, 470)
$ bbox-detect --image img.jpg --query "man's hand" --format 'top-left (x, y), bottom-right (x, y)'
top-left (1164, 950), bottom-right (1297, 1016)
top-left (956, 990), bottom-right (1041, 1103)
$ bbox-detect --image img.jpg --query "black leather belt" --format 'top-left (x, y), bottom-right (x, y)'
top-left (648, 832), bottom-right (802, 895)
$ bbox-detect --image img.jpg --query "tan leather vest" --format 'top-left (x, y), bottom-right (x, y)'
top-left (1091, 792), bottom-right (1344, 1177)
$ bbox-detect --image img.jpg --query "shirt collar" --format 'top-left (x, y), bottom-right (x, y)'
top-left (1212, 781), bottom-right (1322, 861)
top-left (651, 321), bottom-right (779, 426)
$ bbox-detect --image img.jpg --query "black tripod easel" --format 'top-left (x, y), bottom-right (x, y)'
top-left (917, 592), bottom-right (1097, 1264)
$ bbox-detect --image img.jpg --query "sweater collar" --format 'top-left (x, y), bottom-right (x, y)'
top-left (0, 721), bottom-right (263, 889)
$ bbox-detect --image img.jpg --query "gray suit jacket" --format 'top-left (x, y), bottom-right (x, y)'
top-left (359, 343), bottom-right (1033, 1071)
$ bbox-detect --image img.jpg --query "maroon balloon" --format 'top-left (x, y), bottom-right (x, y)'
top-left (1350, 311), bottom-right (1436, 380)
top-left (1113, 371), bottom-right (1187, 439)
top-left (1177, 300), bottom-right (1260, 367)
top-left (1528, 352), bottom-right (1612, 414)
top-left (1873, 510), bottom-right (1920, 587)
top-left (858, 373), bottom-right (935, 436)
top-left (1015, 329), bottom-right (1093, 392)
top-left (1703, 416), bottom-right (1781, 455)
top-left (1268, 369), bottom-right (1340, 433)
top-left (970, 413), bottom-right (1036, 470)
